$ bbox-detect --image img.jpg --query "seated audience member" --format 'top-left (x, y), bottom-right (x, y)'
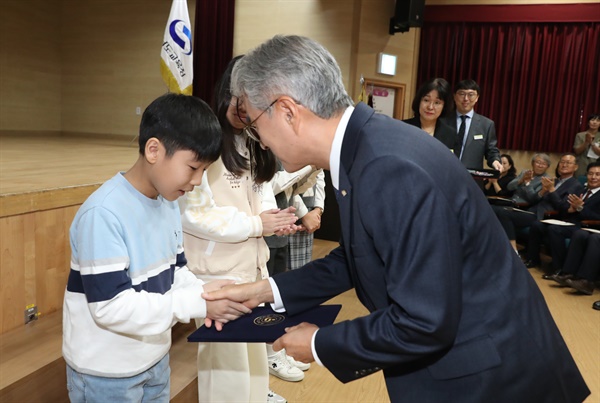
top-left (484, 154), bottom-right (517, 197)
top-left (573, 112), bottom-right (600, 178)
top-left (491, 153), bottom-right (551, 251)
top-left (403, 78), bottom-right (455, 150)
top-left (521, 154), bottom-right (583, 266)
top-left (549, 230), bottom-right (600, 295)
top-left (527, 162), bottom-right (600, 278)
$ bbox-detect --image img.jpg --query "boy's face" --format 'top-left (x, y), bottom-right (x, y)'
top-left (149, 141), bottom-right (209, 201)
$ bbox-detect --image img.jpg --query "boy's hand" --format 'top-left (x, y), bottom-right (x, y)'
top-left (205, 299), bottom-right (251, 331)
top-left (203, 280), bottom-right (251, 331)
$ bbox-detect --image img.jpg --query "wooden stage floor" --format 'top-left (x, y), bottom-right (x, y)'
top-left (0, 133), bottom-right (138, 217)
top-left (0, 134), bottom-right (598, 401)
top-left (0, 133), bottom-right (138, 195)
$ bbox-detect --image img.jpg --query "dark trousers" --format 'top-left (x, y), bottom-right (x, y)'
top-left (267, 246), bottom-right (288, 277)
top-left (526, 221), bottom-right (549, 264)
top-left (492, 205), bottom-right (537, 240)
top-left (547, 225), bottom-right (579, 272)
top-left (563, 230), bottom-right (600, 281)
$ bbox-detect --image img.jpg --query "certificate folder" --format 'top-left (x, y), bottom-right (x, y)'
top-left (188, 304), bottom-right (342, 343)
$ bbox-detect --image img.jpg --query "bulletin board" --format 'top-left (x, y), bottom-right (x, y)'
top-left (364, 79), bottom-right (406, 120)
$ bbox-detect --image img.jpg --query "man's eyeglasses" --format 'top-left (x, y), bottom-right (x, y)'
top-left (456, 91), bottom-right (478, 100)
top-left (559, 160), bottom-right (576, 165)
top-left (236, 98), bottom-right (279, 143)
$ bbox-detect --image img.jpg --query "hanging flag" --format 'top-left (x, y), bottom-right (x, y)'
top-left (357, 75), bottom-right (366, 103)
top-left (160, 0), bottom-right (193, 95)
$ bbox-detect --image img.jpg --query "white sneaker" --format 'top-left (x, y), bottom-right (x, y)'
top-left (268, 349), bottom-right (305, 382)
top-left (286, 354), bottom-right (311, 371)
top-left (267, 389), bottom-right (287, 403)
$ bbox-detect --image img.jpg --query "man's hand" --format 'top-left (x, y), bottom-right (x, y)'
top-left (202, 279), bottom-right (274, 310)
top-left (567, 193), bottom-right (585, 213)
top-left (540, 176), bottom-right (555, 195)
top-left (273, 322), bottom-right (318, 364)
top-left (520, 170), bottom-right (533, 185)
top-left (492, 160), bottom-right (504, 173)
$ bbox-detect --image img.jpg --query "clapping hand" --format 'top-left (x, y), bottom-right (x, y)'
top-left (567, 193), bottom-right (585, 212)
top-left (521, 170), bottom-right (533, 185)
top-left (260, 206), bottom-right (298, 236)
top-left (541, 176), bottom-right (555, 194)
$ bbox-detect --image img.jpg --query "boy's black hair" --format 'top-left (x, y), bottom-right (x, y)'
top-left (139, 93), bottom-right (222, 163)
top-left (454, 79), bottom-right (481, 96)
top-left (212, 56), bottom-right (277, 184)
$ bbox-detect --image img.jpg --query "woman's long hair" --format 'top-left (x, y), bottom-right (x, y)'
top-left (212, 56), bottom-right (276, 183)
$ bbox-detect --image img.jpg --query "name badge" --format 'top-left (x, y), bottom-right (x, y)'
top-left (474, 134), bottom-right (484, 140)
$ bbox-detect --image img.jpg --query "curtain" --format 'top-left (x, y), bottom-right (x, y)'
top-left (419, 20), bottom-right (599, 153)
top-left (192, 0), bottom-right (235, 105)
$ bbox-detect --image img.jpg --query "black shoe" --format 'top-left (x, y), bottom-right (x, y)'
top-left (523, 259), bottom-right (539, 269)
top-left (542, 272), bottom-right (559, 280)
top-left (566, 278), bottom-right (594, 295)
top-left (551, 274), bottom-right (574, 287)
top-left (593, 301), bottom-right (600, 311)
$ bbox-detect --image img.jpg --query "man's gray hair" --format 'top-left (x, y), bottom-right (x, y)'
top-left (231, 35), bottom-right (354, 119)
top-left (531, 153), bottom-right (551, 166)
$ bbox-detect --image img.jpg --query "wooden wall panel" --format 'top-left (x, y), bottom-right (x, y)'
top-left (0, 215), bottom-right (26, 331)
top-left (234, 1), bottom-right (356, 92)
top-left (60, 0), bottom-right (196, 137)
top-left (0, 0), bottom-right (61, 131)
top-left (0, 206), bottom-right (78, 333)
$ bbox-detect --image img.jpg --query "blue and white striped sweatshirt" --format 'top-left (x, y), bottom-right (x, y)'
top-left (62, 173), bottom-right (206, 378)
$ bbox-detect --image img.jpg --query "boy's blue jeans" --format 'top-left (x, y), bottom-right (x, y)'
top-left (66, 353), bottom-right (170, 402)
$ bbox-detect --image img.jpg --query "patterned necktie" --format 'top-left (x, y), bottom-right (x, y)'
top-left (582, 189), bottom-right (592, 201)
top-left (454, 115), bottom-right (467, 157)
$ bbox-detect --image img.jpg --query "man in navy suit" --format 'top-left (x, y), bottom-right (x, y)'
top-left (539, 162), bottom-right (600, 278)
top-left (204, 35), bottom-right (589, 402)
top-left (445, 79), bottom-right (502, 172)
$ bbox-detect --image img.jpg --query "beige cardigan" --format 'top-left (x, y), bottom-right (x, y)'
top-left (181, 143), bottom-right (277, 284)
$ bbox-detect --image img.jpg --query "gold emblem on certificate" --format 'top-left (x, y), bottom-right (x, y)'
top-left (253, 314), bottom-right (285, 326)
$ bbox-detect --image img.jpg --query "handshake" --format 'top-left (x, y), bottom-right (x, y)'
top-left (200, 278), bottom-right (319, 364)
top-left (202, 278), bottom-right (274, 331)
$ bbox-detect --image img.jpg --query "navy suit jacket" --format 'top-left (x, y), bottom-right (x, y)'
top-left (445, 112), bottom-right (501, 170)
top-left (273, 103), bottom-right (589, 402)
top-left (534, 176), bottom-right (585, 219)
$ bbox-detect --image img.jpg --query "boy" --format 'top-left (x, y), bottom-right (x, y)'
top-left (62, 93), bottom-right (250, 402)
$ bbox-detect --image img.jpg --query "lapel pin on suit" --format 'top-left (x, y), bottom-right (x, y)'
top-left (341, 190), bottom-right (347, 197)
